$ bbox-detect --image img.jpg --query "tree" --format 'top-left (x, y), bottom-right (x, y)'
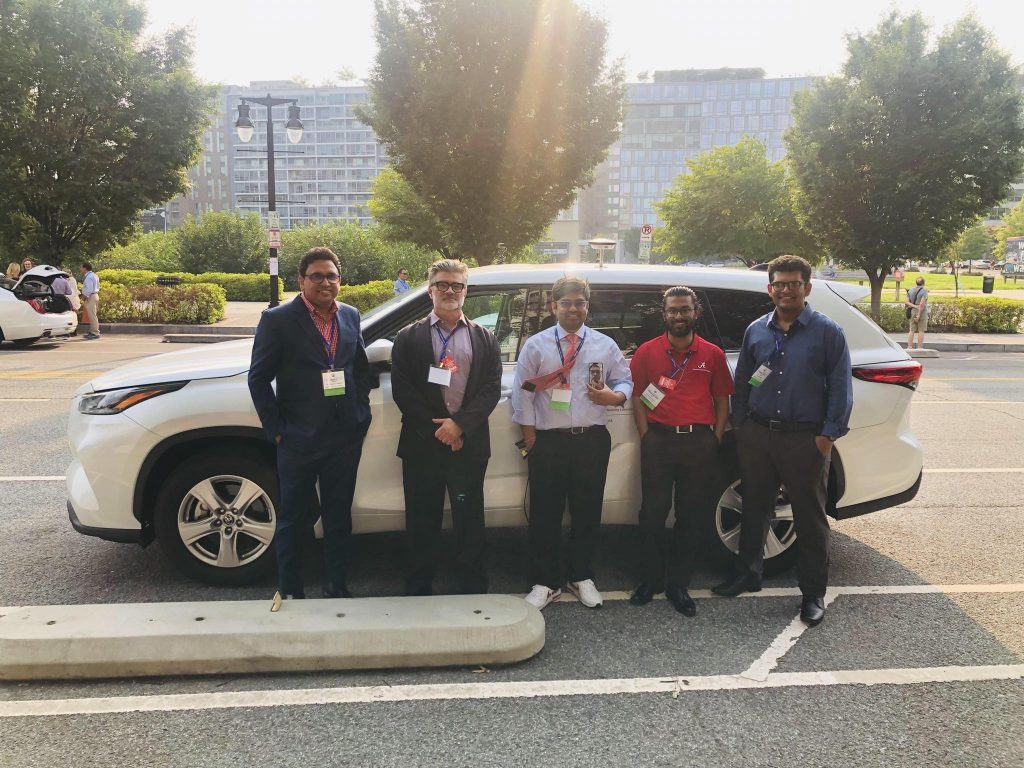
top-left (359, 0), bottom-right (623, 265)
top-left (368, 168), bottom-right (452, 258)
top-left (942, 222), bottom-right (992, 296)
top-left (786, 12), bottom-right (1024, 320)
top-left (176, 212), bottom-right (267, 274)
top-left (994, 203), bottom-right (1024, 260)
top-left (97, 231), bottom-right (182, 272)
top-left (0, 0), bottom-right (213, 265)
top-left (656, 137), bottom-right (818, 266)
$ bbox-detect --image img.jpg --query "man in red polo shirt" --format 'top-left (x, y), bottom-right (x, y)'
top-left (629, 286), bottom-right (734, 616)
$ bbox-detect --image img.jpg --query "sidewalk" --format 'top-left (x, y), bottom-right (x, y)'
top-left (887, 332), bottom-right (1024, 354)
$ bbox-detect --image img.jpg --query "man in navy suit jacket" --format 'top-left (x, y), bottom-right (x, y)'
top-left (248, 247), bottom-right (374, 599)
top-left (391, 259), bottom-right (502, 595)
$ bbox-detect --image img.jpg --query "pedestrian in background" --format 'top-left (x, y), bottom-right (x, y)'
top-left (391, 259), bottom-right (502, 596)
top-left (21, 258), bottom-right (33, 273)
top-left (905, 277), bottom-right (928, 351)
top-left (714, 255), bottom-right (852, 628)
top-left (248, 247), bottom-right (375, 601)
top-left (394, 268), bottom-right (411, 295)
top-left (513, 276), bottom-right (632, 611)
top-left (80, 262), bottom-right (100, 340)
top-left (5, 262), bottom-right (20, 282)
top-left (629, 286), bottom-right (733, 617)
top-left (49, 271), bottom-right (75, 314)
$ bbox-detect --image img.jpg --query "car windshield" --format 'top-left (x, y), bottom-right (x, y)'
top-left (360, 288), bottom-right (425, 323)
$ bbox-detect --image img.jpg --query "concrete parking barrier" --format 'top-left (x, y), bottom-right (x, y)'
top-left (0, 595), bottom-right (545, 680)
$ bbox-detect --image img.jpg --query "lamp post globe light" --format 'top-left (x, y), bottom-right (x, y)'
top-left (234, 95), bottom-right (304, 307)
top-left (588, 236), bottom-right (617, 268)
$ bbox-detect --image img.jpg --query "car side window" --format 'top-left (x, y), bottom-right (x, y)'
top-left (586, 289), bottom-right (715, 357)
top-left (702, 288), bottom-right (774, 351)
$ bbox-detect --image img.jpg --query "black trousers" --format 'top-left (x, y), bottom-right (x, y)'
top-left (402, 449), bottom-right (489, 594)
top-left (527, 426), bottom-right (611, 589)
top-left (639, 426), bottom-right (719, 590)
top-left (276, 439), bottom-right (364, 598)
top-left (735, 420), bottom-right (831, 597)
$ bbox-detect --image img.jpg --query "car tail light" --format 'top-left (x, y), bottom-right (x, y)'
top-left (852, 362), bottom-right (923, 390)
top-left (27, 298), bottom-right (45, 314)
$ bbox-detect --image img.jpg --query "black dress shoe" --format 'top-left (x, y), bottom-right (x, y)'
top-left (666, 586), bottom-right (696, 617)
top-left (322, 583), bottom-right (352, 599)
top-left (800, 595), bottom-right (825, 626)
top-left (711, 573), bottom-right (762, 597)
top-left (629, 583), bottom-right (657, 606)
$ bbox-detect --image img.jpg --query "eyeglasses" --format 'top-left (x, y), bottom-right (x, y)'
top-left (770, 280), bottom-right (806, 292)
top-left (556, 299), bottom-right (589, 310)
top-left (431, 281), bottom-right (465, 293)
top-left (664, 307), bottom-right (695, 317)
top-left (304, 272), bottom-right (341, 284)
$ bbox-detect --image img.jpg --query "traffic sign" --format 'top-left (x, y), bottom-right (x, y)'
top-left (893, 268), bottom-right (904, 281)
top-left (267, 211), bottom-right (281, 230)
top-left (640, 224), bottom-right (653, 242)
top-left (634, 241), bottom-right (651, 266)
top-left (268, 229), bottom-right (282, 249)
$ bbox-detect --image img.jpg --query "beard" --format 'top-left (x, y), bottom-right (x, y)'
top-left (666, 320), bottom-right (695, 338)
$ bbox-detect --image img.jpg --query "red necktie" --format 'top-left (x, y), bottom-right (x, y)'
top-left (522, 332), bottom-right (579, 392)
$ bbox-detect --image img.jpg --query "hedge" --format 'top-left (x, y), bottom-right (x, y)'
top-left (860, 298), bottom-right (1024, 333)
top-left (100, 284), bottom-right (226, 325)
top-left (337, 281), bottom-right (396, 313)
top-left (98, 269), bottom-right (284, 301)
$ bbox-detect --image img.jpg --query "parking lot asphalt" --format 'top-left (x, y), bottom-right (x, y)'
top-left (0, 336), bottom-right (1022, 767)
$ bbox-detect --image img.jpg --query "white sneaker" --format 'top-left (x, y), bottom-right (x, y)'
top-left (568, 579), bottom-right (603, 608)
top-left (524, 584), bottom-right (562, 610)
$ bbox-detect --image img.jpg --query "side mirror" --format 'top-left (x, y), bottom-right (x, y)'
top-left (365, 338), bottom-right (393, 367)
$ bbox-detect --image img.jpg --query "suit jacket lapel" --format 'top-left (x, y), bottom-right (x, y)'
top-left (291, 296), bottom-right (328, 366)
top-left (418, 317), bottom-right (450, 415)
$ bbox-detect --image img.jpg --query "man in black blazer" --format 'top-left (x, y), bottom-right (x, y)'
top-left (391, 259), bottom-right (502, 595)
top-left (248, 247), bottom-right (374, 600)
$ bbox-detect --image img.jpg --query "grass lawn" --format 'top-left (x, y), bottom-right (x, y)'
top-left (838, 271), bottom-right (1024, 292)
top-left (857, 294), bottom-right (1024, 306)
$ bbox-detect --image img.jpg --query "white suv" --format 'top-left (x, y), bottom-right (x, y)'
top-left (66, 265), bottom-right (923, 585)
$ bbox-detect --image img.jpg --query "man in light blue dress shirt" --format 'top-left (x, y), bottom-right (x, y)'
top-left (512, 277), bottom-right (632, 610)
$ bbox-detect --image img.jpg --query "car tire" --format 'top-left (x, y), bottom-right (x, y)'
top-left (705, 473), bottom-right (799, 577)
top-left (153, 451), bottom-right (279, 586)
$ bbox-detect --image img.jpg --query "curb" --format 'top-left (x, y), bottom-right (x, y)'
top-left (100, 323), bottom-right (256, 336)
top-left (894, 341), bottom-right (1024, 353)
top-left (0, 595), bottom-right (545, 680)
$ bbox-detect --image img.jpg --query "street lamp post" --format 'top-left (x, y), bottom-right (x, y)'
top-left (235, 95), bottom-right (304, 308)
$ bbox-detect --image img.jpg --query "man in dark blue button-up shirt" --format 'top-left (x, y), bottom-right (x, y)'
top-left (713, 255), bottom-right (852, 628)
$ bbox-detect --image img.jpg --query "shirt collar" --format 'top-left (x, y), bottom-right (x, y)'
top-left (300, 293), bottom-right (337, 322)
top-left (555, 323), bottom-right (588, 339)
top-left (429, 310), bottom-right (467, 328)
top-left (662, 331), bottom-right (702, 354)
top-left (768, 303), bottom-right (814, 329)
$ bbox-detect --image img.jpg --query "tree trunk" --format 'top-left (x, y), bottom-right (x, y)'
top-left (867, 269), bottom-right (886, 322)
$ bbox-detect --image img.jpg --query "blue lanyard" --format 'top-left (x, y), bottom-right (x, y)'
top-left (666, 348), bottom-right (694, 379)
top-left (434, 323), bottom-right (460, 365)
top-left (554, 328), bottom-right (586, 365)
top-left (322, 316), bottom-right (339, 369)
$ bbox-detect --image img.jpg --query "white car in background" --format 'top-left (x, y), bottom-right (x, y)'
top-left (0, 265), bottom-right (78, 347)
top-left (66, 264), bottom-right (924, 585)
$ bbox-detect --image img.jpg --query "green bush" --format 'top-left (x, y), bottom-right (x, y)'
top-left (98, 269), bottom-right (284, 301)
top-left (860, 299), bottom-right (1024, 333)
top-left (100, 284), bottom-right (226, 325)
top-left (337, 281), bottom-right (396, 312)
top-left (97, 232), bottom-right (182, 271)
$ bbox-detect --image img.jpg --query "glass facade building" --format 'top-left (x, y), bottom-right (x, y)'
top-left (226, 82), bottom-right (388, 228)
top-left (612, 74), bottom-right (816, 232)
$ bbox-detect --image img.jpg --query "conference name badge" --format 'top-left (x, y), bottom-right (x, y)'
top-left (748, 364), bottom-right (772, 388)
top-left (657, 376), bottom-right (678, 391)
top-left (428, 365), bottom-right (452, 386)
top-left (322, 369), bottom-right (346, 397)
top-left (549, 385), bottom-right (571, 411)
top-left (639, 383), bottom-right (666, 411)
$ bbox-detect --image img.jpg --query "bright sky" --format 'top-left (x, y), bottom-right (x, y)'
top-left (143, 0), bottom-right (1024, 86)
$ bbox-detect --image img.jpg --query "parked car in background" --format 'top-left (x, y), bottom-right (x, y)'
top-left (0, 265), bottom-right (78, 347)
top-left (66, 264), bottom-right (924, 585)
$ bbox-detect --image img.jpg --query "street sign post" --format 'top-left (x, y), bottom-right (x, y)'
top-left (639, 224), bottom-right (653, 264)
top-left (268, 229), bottom-right (282, 249)
top-left (893, 267), bottom-right (904, 299)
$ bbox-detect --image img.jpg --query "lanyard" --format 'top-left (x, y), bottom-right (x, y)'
top-left (321, 316), bottom-right (339, 369)
top-left (434, 323), bottom-right (460, 365)
top-left (554, 328), bottom-right (587, 365)
top-left (666, 348), bottom-right (695, 380)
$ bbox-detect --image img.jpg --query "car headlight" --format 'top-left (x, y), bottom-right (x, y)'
top-left (78, 382), bottom-right (188, 415)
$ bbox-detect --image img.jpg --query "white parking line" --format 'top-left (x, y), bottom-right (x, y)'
top-left (569, 583), bottom-right (1024, 604)
top-left (0, 398), bottom-right (51, 402)
top-left (1, 663), bottom-right (1021, 718)
top-left (922, 468), bottom-right (1024, 474)
top-left (0, 476), bottom-right (63, 482)
top-left (741, 593), bottom-right (839, 681)
top-left (913, 401), bottom-right (1024, 404)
